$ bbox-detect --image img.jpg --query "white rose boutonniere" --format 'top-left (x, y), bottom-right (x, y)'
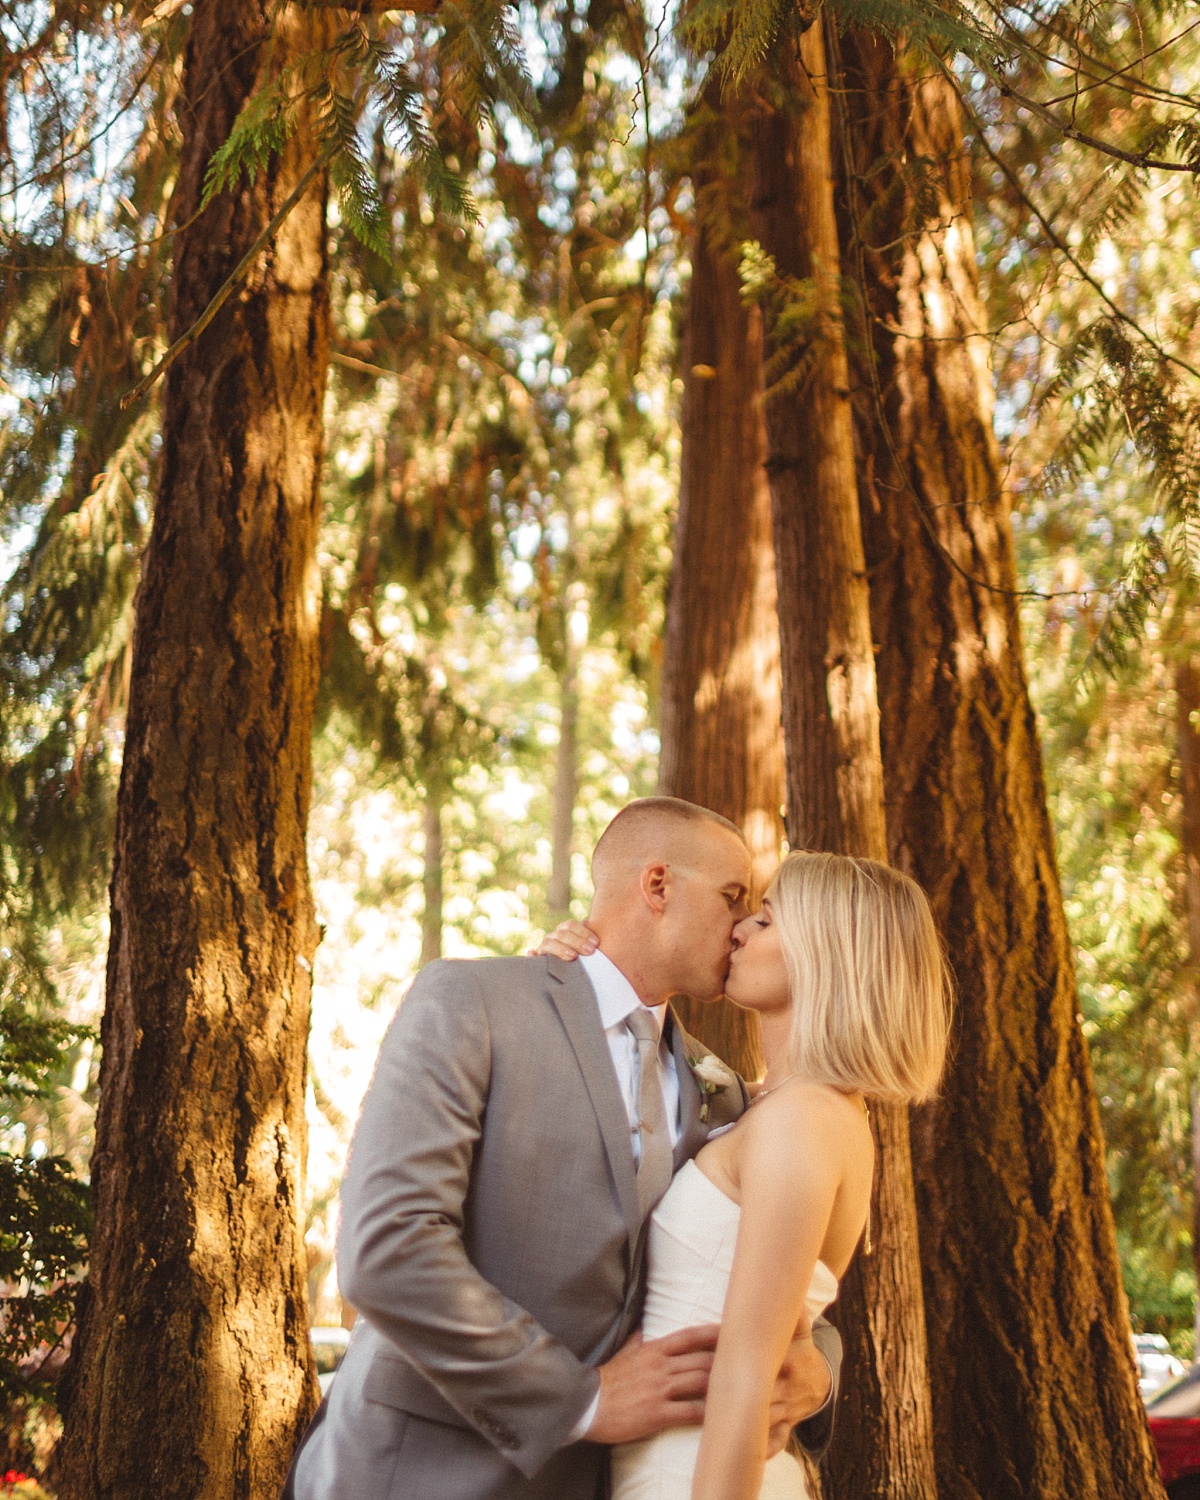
top-left (687, 1052), bottom-right (738, 1122)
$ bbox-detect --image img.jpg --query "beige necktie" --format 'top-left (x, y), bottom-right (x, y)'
top-left (627, 1006), bottom-right (673, 1220)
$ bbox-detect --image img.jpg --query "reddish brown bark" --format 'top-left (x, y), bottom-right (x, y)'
top-left (747, 28), bottom-right (937, 1497)
top-left (657, 194), bottom-right (784, 1081)
top-left (835, 32), bottom-right (1163, 1497)
top-left (1177, 652), bottom-right (1200, 1349)
top-left (57, 6), bottom-right (327, 1497)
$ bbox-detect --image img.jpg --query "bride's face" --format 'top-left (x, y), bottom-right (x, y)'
top-left (724, 897), bottom-right (790, 1016)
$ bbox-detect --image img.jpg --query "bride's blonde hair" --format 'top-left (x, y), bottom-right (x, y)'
top-left (768, 852), bottom-right (951, 1104)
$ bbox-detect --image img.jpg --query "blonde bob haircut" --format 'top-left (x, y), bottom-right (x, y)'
top-left (768, 852), bottom-right (951, 1104)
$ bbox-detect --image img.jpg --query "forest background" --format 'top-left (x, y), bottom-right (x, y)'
top-left (1, 0), bottom-right (1200, 1496)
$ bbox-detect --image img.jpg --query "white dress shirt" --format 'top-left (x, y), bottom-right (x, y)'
top-left (578, 948), bottom-right (682, 1157)
top-left (568, 948), bottom-right (681, 1440)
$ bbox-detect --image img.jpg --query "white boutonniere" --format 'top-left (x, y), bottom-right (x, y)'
top-left (687, 1052), bottom-right (738, 1122)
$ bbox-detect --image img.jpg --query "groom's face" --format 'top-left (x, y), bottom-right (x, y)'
top-left (659, 828), bottom-right (752, 1001)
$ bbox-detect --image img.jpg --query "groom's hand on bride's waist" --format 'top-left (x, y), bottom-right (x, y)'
top-left (583, 1326), bottom-right (719, 1444)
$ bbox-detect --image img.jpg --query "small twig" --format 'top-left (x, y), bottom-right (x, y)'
top-left (979, 59), bottom-right (1200, 174)
top-left (952, 70), bottom-right (1200, 385)
top-left (331, 349), bottom-right (421, 382)
top-left (121, 150), bottom-right (330, 409)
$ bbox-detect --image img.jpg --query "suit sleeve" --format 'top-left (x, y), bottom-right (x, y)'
top-left (794, 1316), bottom-right (843, 1458)
top-left (337, 961), bottom-right (599, 1478)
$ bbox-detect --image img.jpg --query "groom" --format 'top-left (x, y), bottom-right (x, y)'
top-left (287, 797), bottom-right (841, 1500)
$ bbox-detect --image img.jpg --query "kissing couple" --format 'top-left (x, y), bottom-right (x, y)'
top-left (286, 796), bottom-right (951, 1500)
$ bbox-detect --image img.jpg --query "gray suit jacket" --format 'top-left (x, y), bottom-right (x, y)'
top-left (288, 954), bottom-right (841, 1500)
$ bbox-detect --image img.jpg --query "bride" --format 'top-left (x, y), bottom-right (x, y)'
top-left (544, 850), bottom-right (950, 1500)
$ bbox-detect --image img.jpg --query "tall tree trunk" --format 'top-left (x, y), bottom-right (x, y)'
top-left (58, 6), bottom-right (326, 1497)
top-left (748, 27), bottom-right (938, 1498)
top-left (833, 32), bottom-right (1163, 1496)
top-left (548, 655), bottom-right (579, 919)
top-left (420, 789), bottom-right (444, 966)
top-left (1177, 653), bottom-right (1200, 1351)
top-left (657, 198), bottom-right (784, 1082)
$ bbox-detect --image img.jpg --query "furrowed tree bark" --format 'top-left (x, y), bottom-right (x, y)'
top-left (833, 31), bottom-right (1163, 1496)
top-left (657, 195), bottom-right (784, 1082)
top-left (748, 27), bottom-right (937, 1498)
top-left (1176, 651), bottom-right (1200, 1351)
top-left (58, 6), bottom-right (327, 1498)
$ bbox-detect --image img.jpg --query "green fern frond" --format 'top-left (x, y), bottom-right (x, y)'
top-left (1042, 313), bottom-right (1200, 671)
top-left (1076, 168), bottom-right (1144, 261)
top-left (829, 0), bottom-right (1001, 61)
top-left (313, 83), bottom-right (392, 257)
top-left (1089, 530), bottom-right (1170, 675)
top-left (202, 81), bottom-right (298, 207)
top-left (439, 0), bottom-right (535, 127)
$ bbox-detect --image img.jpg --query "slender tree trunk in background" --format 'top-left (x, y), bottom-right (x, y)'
top-left (58, 6), bottom-right (326, 1497)
top-left (420, 790), bottom-right (444, 966)
top-left (1176, 653), bottom-right (1200, 1350)
top-left (657, 195), bottom-right (784, 1081)
top-left (833, 32), bottom-right (1162, 1496)
top-left (548, 655), bottom-right (578, 918)
top-left (748, 28), bottom-right (937, 1497)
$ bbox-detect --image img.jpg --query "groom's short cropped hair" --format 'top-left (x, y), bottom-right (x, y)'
top-left (592, 797), bottom-right (745, 880)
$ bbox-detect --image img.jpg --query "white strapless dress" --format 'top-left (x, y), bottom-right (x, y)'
top-left (611, 1159), bottom-right (839, 1500)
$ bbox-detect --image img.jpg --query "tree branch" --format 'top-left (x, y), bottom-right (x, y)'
top-left (121, 150), bottom-right (330, 409)
top-left (952, 71), bottom-right (1200, 385)
top-left (980, 59), bottom-right (1200, 174)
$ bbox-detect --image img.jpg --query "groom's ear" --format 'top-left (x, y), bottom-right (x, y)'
top-left (639, 862), bottom-right (670, 914)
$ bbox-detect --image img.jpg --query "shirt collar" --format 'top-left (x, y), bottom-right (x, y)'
top-left (579, 948), bottom-right (668, 1039)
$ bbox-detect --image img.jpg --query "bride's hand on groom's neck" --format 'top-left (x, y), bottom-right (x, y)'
top-left (582, 1325), bottom-right (718, 1445)
top-left (532, 920), bottom-right (599, 962)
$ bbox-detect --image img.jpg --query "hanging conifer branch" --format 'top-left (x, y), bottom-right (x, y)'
top-left (952, 70), bottom-right (1200, 385)
top-left (984, 65), bottom-right (1200, 173)
top-left (121, 149), bottom-right (332, 407)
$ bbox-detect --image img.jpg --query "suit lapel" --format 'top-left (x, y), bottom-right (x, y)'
top-left (668, 1009), bottom-right (751, 1169)
top-left (545, 957), bottom-right (642, 1246)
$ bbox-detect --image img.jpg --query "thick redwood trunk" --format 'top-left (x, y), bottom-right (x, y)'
top-left (1177, 654), bottom-right (1200, 1349)
top-left (748, 28), bottom-right (937, 1497)
top-left (57, 6), bottom-right (326, 1497)
top-left (657, 200), bottom-right (783, 1081)
top-left (835, 32), bottom-right (1162, 1497)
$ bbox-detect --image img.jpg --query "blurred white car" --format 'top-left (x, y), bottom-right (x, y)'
top-left (1134, 1333), bottom-right (1186, 1400)
top-left (310, 1326), bottom-right (351, 1396)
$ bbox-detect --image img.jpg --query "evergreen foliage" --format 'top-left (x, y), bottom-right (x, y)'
top-left (977, 6), bottom-right (1200, 1344)
top-left (4, 0), bottom-right (1200, 1403)
top-left (0, 1004), bottom-right (91, 1401)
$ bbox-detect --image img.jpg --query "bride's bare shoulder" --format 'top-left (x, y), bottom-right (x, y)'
top-left (738, 1078), bottom-right (873, 1171)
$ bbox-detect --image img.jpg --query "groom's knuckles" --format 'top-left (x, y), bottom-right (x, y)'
top-left (656, 1324), bottom-right (719, 1355)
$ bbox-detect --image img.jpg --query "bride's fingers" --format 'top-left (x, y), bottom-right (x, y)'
top-left (532, 937), bottom-right (586, 959)
top-left (532, 920), bottom-right (599, 959)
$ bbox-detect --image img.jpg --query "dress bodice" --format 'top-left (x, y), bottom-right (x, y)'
top-left (641, 1159), bottom-right (839, 1339)
top-left (611, 1159), bottom-right (839, 1500)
